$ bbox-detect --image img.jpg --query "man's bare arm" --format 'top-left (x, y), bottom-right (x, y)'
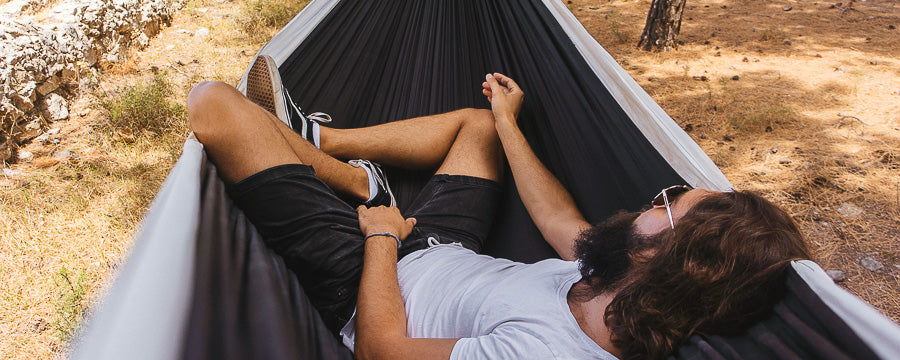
top-left (354, 206), bottom-right (458, 360)
top-left (483, 73), bottom-right (591, 260)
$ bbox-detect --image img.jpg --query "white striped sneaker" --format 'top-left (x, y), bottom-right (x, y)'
top-left (245, 54), bottom-right (332, 148)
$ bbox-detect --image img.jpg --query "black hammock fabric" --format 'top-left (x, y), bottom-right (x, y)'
top-left (179, 0), bottom-right (878, 359)
top-left (279, 0), bottom-right (685, 263)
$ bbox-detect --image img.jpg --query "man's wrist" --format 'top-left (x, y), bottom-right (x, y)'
top-left (365, 232), bottom-right (402, 248)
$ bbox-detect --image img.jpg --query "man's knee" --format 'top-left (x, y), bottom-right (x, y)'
top-left (457, 108), bottom-right (499, 142)
top-left (187, 81), bottom-right (240, 136)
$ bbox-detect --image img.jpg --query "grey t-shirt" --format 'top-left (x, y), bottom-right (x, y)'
top-left (340, 245), bottom-right (617, 359)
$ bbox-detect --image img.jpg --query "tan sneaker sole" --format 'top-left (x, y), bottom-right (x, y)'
top-left (246, 55), bottom-right (291, 128)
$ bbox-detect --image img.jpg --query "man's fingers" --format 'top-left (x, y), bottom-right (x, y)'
top-left (493, 72), bottom-right (519, 91)
top-left (485, 73), bottom-right (503, 93)
top-left (407, 217), bottom-right (417, 227)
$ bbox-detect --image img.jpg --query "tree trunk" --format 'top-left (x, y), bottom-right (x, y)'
top-left (638, 0), bottom-right (687, 51)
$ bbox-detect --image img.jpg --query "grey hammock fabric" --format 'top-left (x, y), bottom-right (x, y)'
top-left (71, 0), bottom-right (900, 359)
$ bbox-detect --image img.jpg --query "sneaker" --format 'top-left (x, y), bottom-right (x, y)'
top-left (349, 159), bottom-right (396, 207)
top-left (245, 54), bottom-right (332, 148)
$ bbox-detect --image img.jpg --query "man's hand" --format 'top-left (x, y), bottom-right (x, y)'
top-left (482, 73), bottom-right (524, 128)
top-left (357, 205), bottom-right (417, 241)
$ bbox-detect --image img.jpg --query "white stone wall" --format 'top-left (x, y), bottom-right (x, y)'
top-left (0, 0), bottom-right (185, 161)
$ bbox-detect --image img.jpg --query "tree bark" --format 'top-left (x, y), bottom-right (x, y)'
top-left (638, 0), bottom-right (687, 51)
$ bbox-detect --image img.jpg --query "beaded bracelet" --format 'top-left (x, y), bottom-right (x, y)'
top-left (364, 232), bottom-right (401, 248)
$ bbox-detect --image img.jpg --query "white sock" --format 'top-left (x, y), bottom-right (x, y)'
top-left (311, 122), bottom-right (321, 148)
top-left (360, 164), bottom-right (377, 202)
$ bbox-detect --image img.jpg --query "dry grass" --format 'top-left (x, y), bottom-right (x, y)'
top-left (570, 0), bottom-right (900, 319)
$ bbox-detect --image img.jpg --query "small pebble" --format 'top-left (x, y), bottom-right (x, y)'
top-left (699, 134), bottom-right (707, 139)
top-left (860, 257), bottom-right (884, 272)
top-left (771, 147), bottom-right (778, 153)
top-left (784, 40), bottom-right (792, 45)
top-left (18, 151), bottom-right (33, 161)
top-left (826, 270), bottom-right (847, 282)
top-left (732, 75), bottom-right (740, 81)
top-left (837, 202), bottom-right (863, 218)
top-left (784, 6), bottom-right (793, 11)
top-left (2, 168), bottom-right (21, 176)
top-left (779, 159), bottom-right (791, 165)
top-left (52, 150), bottom-right (73, 161)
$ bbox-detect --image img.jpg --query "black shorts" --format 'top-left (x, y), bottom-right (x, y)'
top-left (226, 164), bottom-right (501, 333)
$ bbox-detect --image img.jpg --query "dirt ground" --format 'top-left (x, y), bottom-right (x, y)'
top-left (567, 0), bottom-right (899, 319)
top-left (1, 0), bottom-right (898, 358)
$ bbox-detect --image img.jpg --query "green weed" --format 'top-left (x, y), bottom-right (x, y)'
top-left (606, 10), bottom-right (628, 44)
top-left (51, 266), bottom-right (87, 342)
top-left (97, 73), bottom-right (186, 136)
top-left (728, 104), bottom-right (794, 132)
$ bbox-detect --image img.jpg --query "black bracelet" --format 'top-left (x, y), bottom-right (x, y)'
top-left (365, 232), bottom-right (401, 248)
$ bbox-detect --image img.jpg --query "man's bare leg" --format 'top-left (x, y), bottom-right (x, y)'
top-left (189, 81), bottom-right (502, 203)
top-left (317, 108), bottom-right (503, 182)
top-left (188, 81), bottom-right (369, 200)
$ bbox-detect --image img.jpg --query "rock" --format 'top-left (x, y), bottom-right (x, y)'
top-left (165, 44), bottom-right (175, 51)
top-left (17, 119), bottom-right (42, 141)
top-left (732, 75), bottom-right (740, 81)
top-left (196, 27), bottom-right (209, 37)
top-left (0, 139), bottom-right (11, 162)
top-left (825, 270), bottom-right (847, 282)
top-left (796, 25), bottom-right (805, 29)
top-left (837, 203), bottom-right (863, 218)
top-left (2, 168), bottom-right (21, 176)
top-left (859, 257), bottom-right (884, 272)
top-left (699, 134), bottom-right (707, 139)
top-left (43, 93), bottom-right (69, 121)
top-left (779, 159), bottom-right (791, 165)
top-left (18, 150), bottom-right (33, 161)
top-left (36, 76), bottom-right (60, 96)
top-left (692, 75), bottom-right (709, 81)
top-left (78, 108), bottom-right (90, 116)
top-left (770, 147), bottom-right (778, 153)
top-left (783, 6), bottom-right (792, 11)
top-left (52, 150), bottom-right (72, 161)
top-left (175, 29), bottom-right (194, 36)
top-left (47, 128), bottom-right (60, 135)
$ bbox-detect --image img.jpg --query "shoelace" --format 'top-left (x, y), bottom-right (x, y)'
top-left (284, 90), bottom-right (332, 124)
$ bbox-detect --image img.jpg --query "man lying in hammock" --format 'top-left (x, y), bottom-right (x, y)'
top-left (188, 55), bottom-right (810, 360)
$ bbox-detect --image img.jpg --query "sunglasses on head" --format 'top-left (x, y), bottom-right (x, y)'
top-left (651, 185), bottom-right (693, 229)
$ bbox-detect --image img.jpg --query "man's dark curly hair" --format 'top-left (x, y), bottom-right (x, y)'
top-left (577, 190), bottom-right (810, 359)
